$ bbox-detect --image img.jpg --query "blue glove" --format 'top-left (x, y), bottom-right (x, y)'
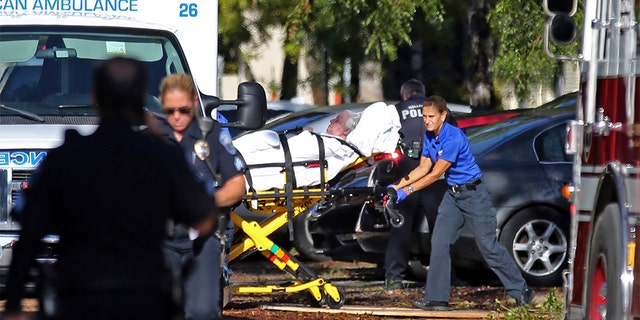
top-left (386, 185), bottom-right (408, 204)
top-left (395, 188), bottom-right (408, 203)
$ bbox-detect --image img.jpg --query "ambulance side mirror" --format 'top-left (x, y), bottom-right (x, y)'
top-left (202, 82), bottom-right (267, 130)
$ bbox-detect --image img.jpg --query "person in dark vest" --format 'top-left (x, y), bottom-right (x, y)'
top-left (158, 74), bottom-right (246, 320)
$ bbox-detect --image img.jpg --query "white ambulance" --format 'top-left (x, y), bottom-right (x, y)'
top-left (0, 0), bottom-right (265, 296)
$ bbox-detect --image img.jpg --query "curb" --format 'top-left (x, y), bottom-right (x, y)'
top-left (261, 304), bottom-right (495, 318)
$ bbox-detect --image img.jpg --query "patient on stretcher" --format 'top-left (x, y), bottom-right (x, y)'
top-left (233, 102), bottom-right (401, 191)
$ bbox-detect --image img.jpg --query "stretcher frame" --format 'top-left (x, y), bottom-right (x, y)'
top-left (227, 133), bottom-right (376, 309)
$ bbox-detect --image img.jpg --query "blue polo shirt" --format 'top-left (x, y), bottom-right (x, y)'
top-left (421, 122), bottom-right (482, 186)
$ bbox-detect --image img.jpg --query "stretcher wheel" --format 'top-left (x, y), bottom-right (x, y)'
top-left (384, 196), bottom-right (405, 228)
top-left (389, 214), bottom-right (404, 228)
top-left (307, 288), bottom-right (327, 307)
top-left (325, 286), bottom-right (346, 309)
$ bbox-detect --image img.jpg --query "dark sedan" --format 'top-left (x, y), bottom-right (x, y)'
top-left (305, 103), bottom-right (575, 287)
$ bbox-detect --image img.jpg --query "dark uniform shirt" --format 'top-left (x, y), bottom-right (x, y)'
top-left (394, 94), bottom-right (427, 177)
top-left (160, 119), bottom-right (244, 244)
top-left (5, 118), bottom-right (216, 312)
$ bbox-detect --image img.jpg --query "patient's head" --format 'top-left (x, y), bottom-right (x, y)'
top-left (327, 110), bottom-right (361, 139)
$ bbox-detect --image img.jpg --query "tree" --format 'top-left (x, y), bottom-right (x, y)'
top-left (218, 0), bottom-right (444, 105)
top-left (466, 0), bottom-right (496, 110)
top-left (219, 0), bottom-right (572, 108)
top-left (382, 0), bottom-right (470, 105)
top-left (289, 0), bottom-right (445, 104)
top-left (488, 0), bottom-right (580, 105)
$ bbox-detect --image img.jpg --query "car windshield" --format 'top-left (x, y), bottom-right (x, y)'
top-left (266, 112), bottom-right (333, 132)
top-left (0, 26), bottom-right (187, 122)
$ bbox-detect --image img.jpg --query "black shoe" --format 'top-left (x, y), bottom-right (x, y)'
top-left (515, 287), bottom-right (535, 307)
top-left (413, 300), bottom-right (450, 311)
top-left (384, 279), bottom-right (403, 293)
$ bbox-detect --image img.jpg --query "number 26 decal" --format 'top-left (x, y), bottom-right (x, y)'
top-left (179, 3), bottom-right (198, 17)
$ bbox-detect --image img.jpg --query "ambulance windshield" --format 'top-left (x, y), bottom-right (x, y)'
top-left (0, 26), bottom-right (187, 122)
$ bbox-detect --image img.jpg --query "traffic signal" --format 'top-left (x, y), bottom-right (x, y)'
top-left (543, 0), bottom-right (578, 46)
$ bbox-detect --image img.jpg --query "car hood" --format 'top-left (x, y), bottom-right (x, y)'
top-left (0, 124), bottom-right (97, 149)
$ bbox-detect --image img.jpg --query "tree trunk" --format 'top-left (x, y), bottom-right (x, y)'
top-left (466, 0), bottom-right (495, 111)
top-left (346, 58), bottom-right (360, 103)
top-left (307, 46), bottom-right (328, 106)
top-left (410, 10), bottom-right (425, 84)
top-left (280, 54), bottom-right (298, 100)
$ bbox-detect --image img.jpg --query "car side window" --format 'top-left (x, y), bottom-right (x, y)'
top-left (535, 123), bottom-right (572, 162)
top-left (483, 135), bottom-right (535, 161)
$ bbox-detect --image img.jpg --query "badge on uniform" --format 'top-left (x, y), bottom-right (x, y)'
top-left (194, 140), bottom-right (210, 160)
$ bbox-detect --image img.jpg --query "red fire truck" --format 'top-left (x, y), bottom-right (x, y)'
top-left (544, 0), bottom-right (639, 319)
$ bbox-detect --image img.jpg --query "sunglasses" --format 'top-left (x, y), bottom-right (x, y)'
top-left (162, 106), bottom-right (191, 115)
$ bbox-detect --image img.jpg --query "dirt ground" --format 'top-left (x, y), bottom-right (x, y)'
top-left (0, 257), bottom-right (558, 319)
top-left (223, 257), bottom-right (559, 320)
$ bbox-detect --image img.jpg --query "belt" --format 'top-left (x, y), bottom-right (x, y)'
top-left (449, 178), bottom-right (482, 194)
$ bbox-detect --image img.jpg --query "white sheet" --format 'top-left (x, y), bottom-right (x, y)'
top-left (233, 102), bottom-right (401, 191)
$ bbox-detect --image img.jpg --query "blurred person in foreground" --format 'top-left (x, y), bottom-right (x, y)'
top-left (158, 74), bottom-right (246, 320)
top-left (388, 95), bottom-right (534, 311)
top-left (2, 57), bottom-right (218, 320)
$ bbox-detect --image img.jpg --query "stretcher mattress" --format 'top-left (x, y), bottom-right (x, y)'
top-left (233, 102), bottom-right (401, 191)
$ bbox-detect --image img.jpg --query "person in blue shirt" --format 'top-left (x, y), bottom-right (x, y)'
top-left (388, 95), bottom-right (534, 311)
top-left (383, 79), bottom-right (449, 293)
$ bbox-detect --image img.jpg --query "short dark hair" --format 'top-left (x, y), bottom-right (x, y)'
top-left (93, 57), bottom-right (147, 117)
top-left (400, 79), bottom-right (426, 97)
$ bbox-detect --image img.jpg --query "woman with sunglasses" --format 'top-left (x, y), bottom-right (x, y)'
top-left (158, 74), bottom-right (246, 320)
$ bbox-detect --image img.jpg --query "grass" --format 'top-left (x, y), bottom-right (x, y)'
top-left (485, 289), bottom-right (564, 320)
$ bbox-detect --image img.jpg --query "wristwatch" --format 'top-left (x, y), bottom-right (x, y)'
top-left (407, 185), bottom-right (414, 194)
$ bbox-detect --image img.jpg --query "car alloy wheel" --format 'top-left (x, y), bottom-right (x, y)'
top-left (499, 208), bottom-right (569, 286)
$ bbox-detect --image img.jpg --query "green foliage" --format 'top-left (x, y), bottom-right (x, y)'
top-left (220, 0), bottom-right (445, 62)
top-left (488, 0), bottom-right (554, 101)
top-left (488, 0), bottom-right (582, 101)
top-left (484, 288), bottom-right (564, 320)
top-left (283, 0), bottom-right (447, 62)
top-left (539, 288), bottom-right (564, 316)
top-left (218, 0), bottom-right (583, 103)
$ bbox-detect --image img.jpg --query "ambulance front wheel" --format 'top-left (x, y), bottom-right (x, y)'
top-left (585, 203), bottom-right (625, 320)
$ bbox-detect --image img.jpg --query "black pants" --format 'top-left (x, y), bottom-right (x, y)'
top-left (164, 234), bottom-right (224, 320)
top-left (425, 180), bottom-right (526, 301)
top-left (52, 288), bottom-right (171, 320)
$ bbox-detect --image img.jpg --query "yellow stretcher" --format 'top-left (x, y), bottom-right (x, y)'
top-left (226, 133), bottom-right (378, 309)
